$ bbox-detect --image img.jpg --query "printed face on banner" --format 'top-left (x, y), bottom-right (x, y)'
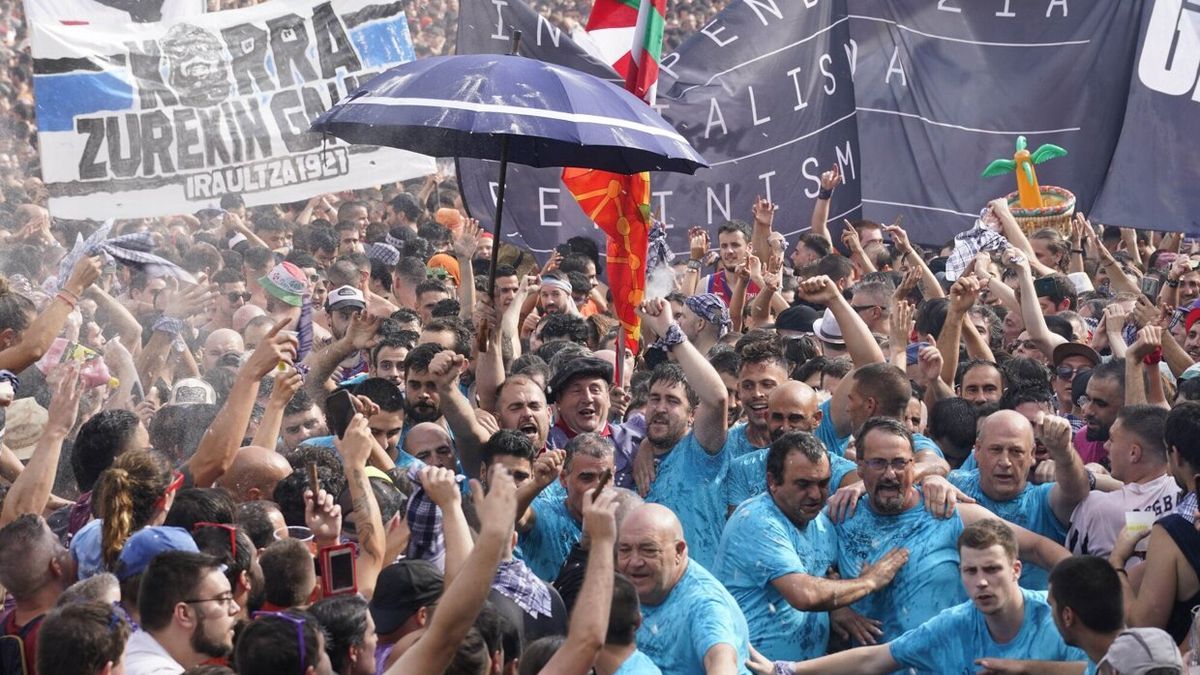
top-left (30, 0), bottom-right (436, 219)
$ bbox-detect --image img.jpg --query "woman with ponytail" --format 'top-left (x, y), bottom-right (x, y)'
top-left (69, 450), bottom-right (183, 578)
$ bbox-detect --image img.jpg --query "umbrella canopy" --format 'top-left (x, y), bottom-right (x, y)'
top-left (310, 54), bottom-right (707, 175)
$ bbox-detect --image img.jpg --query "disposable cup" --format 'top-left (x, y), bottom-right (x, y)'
top-left (1125, 511), bottom-right (1156, 533)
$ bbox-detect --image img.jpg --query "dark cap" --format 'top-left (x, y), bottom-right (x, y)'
top-left (370, 560), bottom-right (444, 634)
top-left (547, 356), bottom-right (612, 402)
top-left (1052, 342), bottom-right (1100, 368)
top-left (1071, 369), bottom-right (1093, 407)
top-left (775, 304), bottom-right (818, 333)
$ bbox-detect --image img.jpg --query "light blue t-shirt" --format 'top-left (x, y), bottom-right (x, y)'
top-left (725, 448), bottom-right (857, 510)
top-left (638, 560), bottom-right (751, 675)
top-left (646, 431), bottom-right (730, 568)
top-left (613, 649), bottom-right (663, 674)
top-left (948, 469), bottom-right (1067, 590)
top-left (833, 489), bottom-right (966, 642)
top-left (814, 399), bottom-right (944, 458)
top-left (724, 422), bottom-right (768, 460)
top-left (518, 492), bottom-right (581, 581)
top-left (715, 494), bottom-right (839, 661)
top-left (889, 589), bottom-right (1087, 673)
top-left (303, 434), bottom-right (424, 471)
top-left (70, 518), bottom-right (105, 579)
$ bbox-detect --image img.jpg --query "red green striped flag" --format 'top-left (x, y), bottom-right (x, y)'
top-left (585, 0), bottom-right (667, 104)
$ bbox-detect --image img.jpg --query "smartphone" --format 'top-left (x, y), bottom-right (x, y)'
top-left (319, 543), bottom-right (357, 596)
top-left (325, 389), bottom-right (355, 439)
top-left (1139, 275), bottom-right (1162, 299)
top-left (556, 243), bottom-right (572, 256)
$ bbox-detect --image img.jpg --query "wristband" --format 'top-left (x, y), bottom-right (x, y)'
top-left (1143, 347), bottom-right (1163, 365)
top-left (1166, 278), bottom-right (1181, 288)
top-left (651, 322), bottom-right (687, 352)
top-left (1087, 470), bottom-right (1096, 491)
top-left (1071, 249), bottom-right (1085, 255)
top-left (817, 188), bottom-right (833, 200)
top-left (0, 370), bottom-right (19, 393)
top-left (54, 292), bottom-right (77, 310)
top-left (687, 259), bottom-right (702, 271)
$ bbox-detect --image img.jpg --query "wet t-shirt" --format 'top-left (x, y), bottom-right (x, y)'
top-left (832, 490), bottom-right (966, 642)
top-left (518, 494), bottom-right (581, 581)
top-left (723, 423), bottom-right (768, 460)
top-left (715, 494), bottom-right (838, 661)
top-left (638, 561), bottom-right (751, 675)
top-left (645, 431), bottom-right (730, 568)
top-left (889, 589), bottom-right (1087, 674)
top-left (725, 448), bottom-right (856, 510)
top-left (948, 469), bottom-right (1067, 590)
top-left (613, 649), bottom-right (663, 674)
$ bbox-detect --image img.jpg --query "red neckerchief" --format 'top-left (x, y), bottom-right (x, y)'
top-left (554, 416), bottom-right (612, 440)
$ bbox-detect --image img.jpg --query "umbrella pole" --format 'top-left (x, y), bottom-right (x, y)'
top-left (477, 135), bottom-right (510, 355)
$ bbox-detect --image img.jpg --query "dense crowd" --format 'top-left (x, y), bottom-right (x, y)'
top-left (0, 0), bottom-right (1199, 674)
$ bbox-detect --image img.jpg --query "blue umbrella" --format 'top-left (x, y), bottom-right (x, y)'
top-left (310, 53), bottom-right (707, 176)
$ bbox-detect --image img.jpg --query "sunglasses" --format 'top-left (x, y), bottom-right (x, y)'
top-left (154, 471), bottom-right (185, 510)
top-left (227, 291), bottom-right (252, 303)
top-left (253, 611), bottom-right (308, 674)
top-left (193, 522), bottom-right (239, 562)
top-left (1056, 366), bottom-right (1091, 381)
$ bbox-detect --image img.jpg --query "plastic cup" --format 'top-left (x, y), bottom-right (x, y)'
top-left (1125, 511), bottom-right (1156, 534)
top-left (276, 525), bottom-right (316, 554)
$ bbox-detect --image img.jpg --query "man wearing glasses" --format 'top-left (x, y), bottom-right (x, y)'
top-left (124, 551), bottom-right (240, 674)
top-left (830, 417), bottom-right (1071, 643)
top-left (1050, 343), bottom-right (1098, 431)
top-left (847, 280), bottom-right (893, 336)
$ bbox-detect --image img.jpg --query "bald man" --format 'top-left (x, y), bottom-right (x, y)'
top-left (725, 381), bottom-right (860, 514)
top-left (403, 423), bottom-right (455, 469)
top-left (232, 303), bottom-right (266, 333)
top-left (617, 504), bottom-right (751, 674)
top-left (942, 410), bottom-right (1090, 589)
top-left (218, 446), bottom-right (293, 502)
top-left (202, 328), bottom-right (244, 372)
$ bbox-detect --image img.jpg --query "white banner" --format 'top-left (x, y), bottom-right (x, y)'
top-left (23, 0), bottom-right (204, 27)
top-left (31, 0), bottom-right (435, 219)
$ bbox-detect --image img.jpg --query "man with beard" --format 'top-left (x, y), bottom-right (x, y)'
top-left (545, 356), bottom-right (643, 490)
top-left (124, 551), bottom-right (240, 674)
top-left (538, 272), bottom-right (578, 317)
top-left (1075, 358), bottom-right (1125, 466)
top-left (403, 423), bottom-right (455, 470)
top-left (433, 350), bottom-right (551, 480)
top-left (515, 433), bottom-right (614, 580)
top-left (945, 410), bottom-right (1090, 590)
top-left (830, 417), bottom-right (1070, 643)
top-left (957, 359), bottom-right (1004, 408)
top-left (193, 524), bottom-right (266, 619)
top-left (400, 344), bottom-right (450, 442)
top-left (753, 520), bottom-right (1085, 674)
top-left (725, 381), bottom-right (859, 514)
top-left (716, 432), bottom-right (908, 662)
top-left (636, 298), bottom-right (731, 568)
top-left (1051, 344), bottom-right (1098, 431)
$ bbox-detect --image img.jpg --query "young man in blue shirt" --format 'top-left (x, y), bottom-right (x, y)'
top-left (752, 518), bottom-right (1086, 674)
top-left (636, 298), bottom-right (731, 568)
top-left (618, 503), bottom-right (750, 674)
top-left (716, 431), bottom-right (906, 662)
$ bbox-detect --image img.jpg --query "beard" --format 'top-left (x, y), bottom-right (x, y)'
top-left (1085, 424), bottom-right (1110, 442)
top-left (871, 480), bottom-right (906, 514)
top-left (647, 414), bottom-right (687, 450)
top-left (191, 611), bottom-right (233, 658)
top-left (406, 401), bottom-right (440, 423)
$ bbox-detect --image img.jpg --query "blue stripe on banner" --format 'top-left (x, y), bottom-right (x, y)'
top-left (33, 70), bottom-right (134, 133)
top-left (351, 22), bottom-right (415, 69)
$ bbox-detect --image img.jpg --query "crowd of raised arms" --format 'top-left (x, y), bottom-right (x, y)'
top-left (3, 1), bottom-right (1200, 675)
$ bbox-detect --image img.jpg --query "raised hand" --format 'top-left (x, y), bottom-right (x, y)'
top-left (820, 164), bottom-right (843, 192)
top-left (421, 466), bottom-right (462, 508)
top-left (841, 221), bottom-right (864, 253)
top-left (335, 413), bottom-right (373, 469)
top-left (636, 297), bottom-right (677, 339)
top-left (453, 218), bottom-right (482, 259)
top-left (751, 196), bottom-right (776, 227)
top-left (688, 226), bottom-right (710, 262)
top-left (475, 464), bottom-right (517, 539)
top-left (581, 485), bottom-right (618, 543)
top-left (889, 300), bottom-right (915, 352)
top-left (64, 255), bottom-right (105, 297)
top-left (796, 275), bottom-right (841, 307)
top-left (45, 361), bottom-right (82, 435)
top-left (883, 223), bottom-right (911, 255)
top-left (914, 343), bottom-right (943, 386)
top-left (948, 276), bottom-right (980, 314)
top-left (428, 350), bottom-right (465, 391)
top-left (531, 448), bottom-right (565, 489)
top-left (1126, 325), bottom-right (1163, 362)
top-left (305, 486), bottom-right (343, 547)
top-left (344, 310), bottom-right (381, 351)
top-left (163, 275), bottom-right (215, 320)
top-left (242, 318), bottom-right (299, 379)
top-left (1034, 412), bottom-right (1072, 454)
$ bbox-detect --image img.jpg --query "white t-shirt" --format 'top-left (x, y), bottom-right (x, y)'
top-left (1066, 472), bottom-right (1185, 560)
top-left (123, 629), bottom-right (185, 675)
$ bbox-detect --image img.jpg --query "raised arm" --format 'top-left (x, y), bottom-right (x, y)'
top-left (514, 449), bottom-right (565, 533)
top-left (751, 196), bottom-right (776, 263)
top-left (937, 277), bottom-right (981, 386)
top-left (422, 466), bottom-right (474, 585)
top-left (336, 413), bottom-right (387, 599)
top-left (0, 255), bottom-right (102, 373)
top-left (1037, 413), bottom-right (1090, 526)
top-left (0, 364), bottom-right (81, 527)
top-left (887, 223), bottom-right (944, 299)
top-left (85, 285), bottom-right (143, 357)
top-left (387, 466), bottom-right (517, 675)
top-left (188, 320), bottom-right (297, 487)
top-left (1081, 217), bottom-right (1141, 297)
top-left (541, 488), bottom-right (618, 674)
top-left (136, 280), bottom-right (215, 388)
top-left (809, 165), bottom-right (841, 246)
top-left (637, 297), bottom-right (730, 453)
top-left (453, 219), bottom-right (480, 325)
top-left (1005, 248), bottom-right (1067, 355)
top-left (250, 370), bottom-right (302, 450)
top-left (427, 350), bottom-right (489, 476)
top-left (302, 310), bottom-right (380, 400)
top-left (992, 199), bottom-right (1057, 278)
